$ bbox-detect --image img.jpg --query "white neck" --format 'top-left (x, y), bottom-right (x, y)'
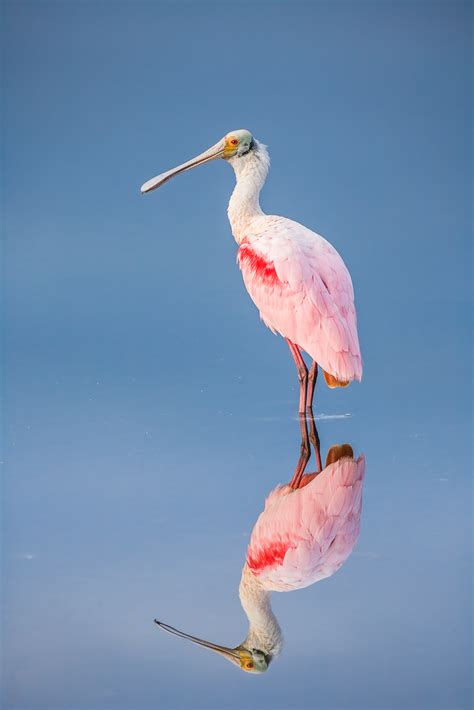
top-left (238, 564), bottom-right (283, 657)
top-left (227, 141), bottom-right (270, 243)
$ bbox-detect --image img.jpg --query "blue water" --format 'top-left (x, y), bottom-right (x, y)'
top-left (2, 2), bottom-right (471, 709)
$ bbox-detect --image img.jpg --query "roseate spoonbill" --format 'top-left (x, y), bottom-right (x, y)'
top-left (141, 129), bottom-right (362, 474)
top-left (154, 440), bottom-right (365, 673)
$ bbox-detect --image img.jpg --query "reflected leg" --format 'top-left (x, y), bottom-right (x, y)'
top-left (306, 362), bottom-right (322, 473)
top-left (289, 413), bottom-right (311, 490)
top-left (306, 405), bottom-right (322, 474)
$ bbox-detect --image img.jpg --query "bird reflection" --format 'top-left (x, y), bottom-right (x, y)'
top-left (155, 419), bottom-right (365, 674)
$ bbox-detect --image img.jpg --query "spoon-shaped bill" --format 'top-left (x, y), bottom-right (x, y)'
top-left (141, 139), bottom-right (225, 194)
top-left (154, 619), bottom-right (241, 666)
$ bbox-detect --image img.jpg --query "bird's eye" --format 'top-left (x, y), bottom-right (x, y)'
top-left (230, 138), bottom-right (239, 145)
top-left (245, 661), bottom-right (254, 670)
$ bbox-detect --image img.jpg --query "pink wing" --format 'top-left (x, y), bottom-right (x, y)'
top-left (237, 215), bottom-right (362, 382)
top-left (246, 455), bottom-right (365, 592)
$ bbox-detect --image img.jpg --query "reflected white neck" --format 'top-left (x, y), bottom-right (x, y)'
top-left (238, 564), bottom-right (283, 657)
top-left (227, 142), bottom-right (270, 243)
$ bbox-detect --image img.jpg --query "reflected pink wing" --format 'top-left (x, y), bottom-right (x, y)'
top-left (247, 455), bottom-right (365, 592)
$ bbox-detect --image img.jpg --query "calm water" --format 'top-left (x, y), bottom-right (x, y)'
top-left (3, 2), bottom-right (471, 709)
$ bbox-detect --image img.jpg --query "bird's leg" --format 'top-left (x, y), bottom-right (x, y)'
top-left (306, 360), bottom-right (318, 411)
top-left (306, 362), bottom-right (322, 473)
top-left (286, 340), bottom-right (308, 414)
top-left (287, 340), bottom-right (311, 488)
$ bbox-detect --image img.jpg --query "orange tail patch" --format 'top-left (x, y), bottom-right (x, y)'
top-left (325, 444), bottom-right (354, 467)
top-left (323, 370), bottom-right (350, 389)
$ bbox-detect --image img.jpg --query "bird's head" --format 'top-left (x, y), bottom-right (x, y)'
top-left (222, 129), bottom-right (255, 159)
top-left (140, 129), bottom-right (255, 194)
top-left (153, 619), bottom-right (270, 674)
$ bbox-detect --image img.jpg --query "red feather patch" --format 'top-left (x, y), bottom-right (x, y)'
top-left (238, 239), bottom-right (281, 287)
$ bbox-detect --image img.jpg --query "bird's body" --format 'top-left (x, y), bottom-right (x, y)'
top-left (224, 135), bottom-right (362, 385)
top-left (141, 129), bottom-right (362, 388)
top-left (237, 215), bottom-right (362, 384)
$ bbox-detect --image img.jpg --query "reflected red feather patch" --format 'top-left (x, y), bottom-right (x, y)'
top-left (238, 239), bottom-right (281, 286)
top-left (247, 541), bottom-right (292, 574)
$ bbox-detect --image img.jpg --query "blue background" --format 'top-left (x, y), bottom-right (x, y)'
top-left (2, 1), bottom-right (472, 709)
